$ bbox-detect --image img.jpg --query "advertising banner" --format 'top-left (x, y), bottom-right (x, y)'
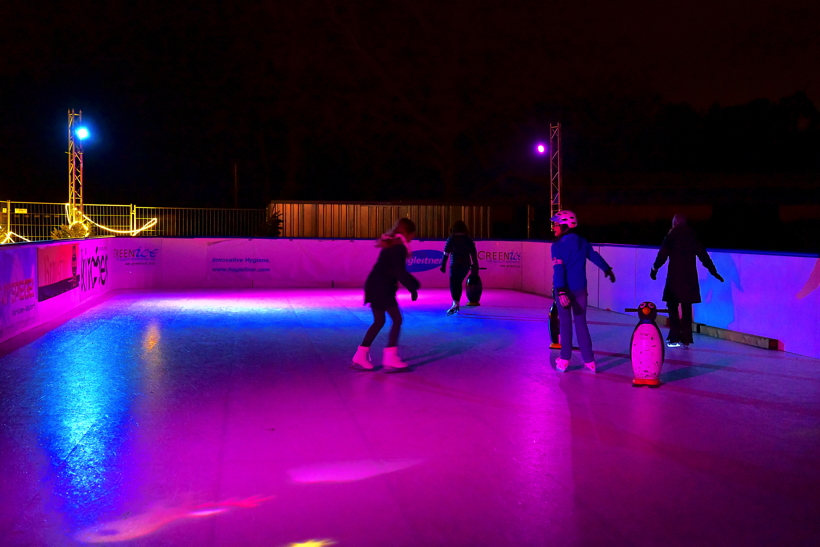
top-left (37, 243), bottom-right (78, 302)
top-left (404, 240), bottom-right (524, 290)
top-left (405, 241), bottom-right (447, 289)
top-left (475, 241), bottom-right (523, 291)
top-left (0, 246), bottom-right (38, 341)
top-left (109, 239), bottom-right (162, 289)
top-left (78, 240), bottom-right (112, 302)
top-left (204, 239), bottom-right (272, 287)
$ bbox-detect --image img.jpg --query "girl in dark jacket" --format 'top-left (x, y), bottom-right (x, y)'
top-left (651, 214), bottom-right (724, 348)
top-left (352, 218), bottom-right (420, 372)
top-left (439, 220), bottom-right (479, 315)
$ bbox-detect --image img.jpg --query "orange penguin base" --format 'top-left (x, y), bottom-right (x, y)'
top-left (632, 378), bottom-right (662, 387)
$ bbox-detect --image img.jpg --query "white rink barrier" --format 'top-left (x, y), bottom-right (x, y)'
top-left (0, 238), bottom-right (524, 344)
top-left (584, 244), bottom-right (819, 360)
top-left (1, 238), bottom-right (818, 359)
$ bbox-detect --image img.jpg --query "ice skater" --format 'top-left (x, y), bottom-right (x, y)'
top-left (351, 217), bottom-right (420, 373)
top-left (439, 220), bottom-right (479, 315)
top-left (551, 210), bottom-right (616, 372)
top-left (650, 214), bottom-right (723, 348)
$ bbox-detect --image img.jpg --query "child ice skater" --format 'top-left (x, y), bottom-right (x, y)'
top-left (351, 218), bottom-right (420, 373)
top-left (439, 220), bottom-right (479, 315)
top-left (551, 210), bottom-right (616, 372)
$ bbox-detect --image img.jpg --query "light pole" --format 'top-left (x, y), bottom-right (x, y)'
top-left (67, 109), bottom-right (89, 227)
top-left (549, 123), bottom-right (562, 219)
top-left (531, 141), bottom-right (549, 239)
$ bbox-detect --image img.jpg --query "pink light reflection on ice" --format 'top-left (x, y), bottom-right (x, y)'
top-left (288, 459), bottom-right (421, 483)
top-left (74, 495), bottom-right (274, 543)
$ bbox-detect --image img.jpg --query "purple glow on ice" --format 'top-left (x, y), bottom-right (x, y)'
top-left (288, 459), bottom-right (421, 483)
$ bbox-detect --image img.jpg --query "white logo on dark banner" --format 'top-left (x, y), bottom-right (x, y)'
top-left (406, 250), bottom-right (442, 272)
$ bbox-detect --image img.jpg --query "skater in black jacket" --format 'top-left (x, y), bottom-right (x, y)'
top-left (651, 214), bottom-right (724, 348)
top-left (351, 218), bottom-right (420, 372)
top-left (439, 220), bottom-right (479, 316)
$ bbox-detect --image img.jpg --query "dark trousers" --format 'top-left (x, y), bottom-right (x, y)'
top-left (666, 300), bottom-right (694, 344)
top-left (558, 289), bottom-right (595, 363)
top-left (361, 305), bottom-right (403, 348)
top-left (449, 264), bottom-right (471, 302)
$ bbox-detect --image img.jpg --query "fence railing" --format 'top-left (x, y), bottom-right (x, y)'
top-left (269, 201), bottom-right (492, 239)
top-left (2, 200), bottom-right (494, 243)
top-left (1, 201), bottom-right (266, 243)
top-left (2, 201), bottom-right (68, 242)
top-left (134, 207), bottom-right (266, 237)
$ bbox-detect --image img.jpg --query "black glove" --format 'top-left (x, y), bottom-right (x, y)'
top-left (604, 269), bottom-right (616, 283)
top-left (650, 268), bottom-right (657, 281)
top-left (440, 263), bottom-right (446, 273)
top-left (556, 288), bottom-right (571, 308)
top-left (471, 265), bottom-right (479, 276)
top-left (410, 290), bottom-right (419, 301)
top-left (712, 272), bottom-right (724, 283)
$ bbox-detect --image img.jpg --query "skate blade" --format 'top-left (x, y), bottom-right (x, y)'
top-left (350, 363), bottom-right (375, 372)
top-left (383, 366), bottom-right (410, 374)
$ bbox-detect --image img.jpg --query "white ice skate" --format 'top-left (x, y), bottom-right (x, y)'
top-left (351, 345), bottom-right (374, 371)
top-left (382, 347), bottom-right (409, 373)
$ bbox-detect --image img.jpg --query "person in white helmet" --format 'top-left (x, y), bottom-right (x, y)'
top-left (550, 210), bottom-right (616, 372)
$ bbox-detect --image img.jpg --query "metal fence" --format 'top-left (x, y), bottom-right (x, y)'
top-left (2, 200), bottom-right (493, 243)
top-left (1, 201), bottom-right (138, 241)
top-left (2, 201), bottom-right (66, 242)
top-left (1, 201), bottom-right (266, 242)
top-left (270, 202), bottom-right (492, 239)
top-left (134, 207), bottom-right (266, 237)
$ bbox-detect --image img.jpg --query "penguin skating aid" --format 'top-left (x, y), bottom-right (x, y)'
top-left (465, 267), bottom-right (487, 306)
top-left (549, 300), bottom-right (561, 349)
top-left (625, 302), bottom-right (667, 387)
top-left (549, 291), bottom-right (579, 350)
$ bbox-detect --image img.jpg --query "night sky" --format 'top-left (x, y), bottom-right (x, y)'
top-left (2, 0), bottom-right (818, 220)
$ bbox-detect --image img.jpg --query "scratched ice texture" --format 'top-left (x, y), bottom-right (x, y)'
top-left (0, 288), bottom-right (818, 546)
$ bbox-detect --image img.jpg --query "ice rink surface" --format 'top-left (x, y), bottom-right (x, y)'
top-left (1, 288), bottom-right (818, 546)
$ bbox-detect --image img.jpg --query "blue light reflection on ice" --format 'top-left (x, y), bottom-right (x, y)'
top-left (35, 318), bottom-right (141, 529)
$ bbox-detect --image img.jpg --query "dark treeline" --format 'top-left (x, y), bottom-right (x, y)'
top-left (1, 2), bottom-right (818, 251)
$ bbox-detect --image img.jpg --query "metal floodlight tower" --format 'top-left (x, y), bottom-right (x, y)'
top-left (548, 123), bottom-right (562, 218)
top-left (67, 109), bottom-right (84, 225)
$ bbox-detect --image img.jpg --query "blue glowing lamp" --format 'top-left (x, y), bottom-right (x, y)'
top-left (75, 127), bottom-right (90, 140)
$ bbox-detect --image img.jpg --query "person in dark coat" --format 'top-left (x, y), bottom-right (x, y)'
top-left (651, 214), bottom-right (724, 348)
top-left (351, 218), bottom-right (420, 372)
top-left (439, 220), bottom-right (479, 315)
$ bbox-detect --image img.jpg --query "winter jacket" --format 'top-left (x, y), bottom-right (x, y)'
top-left (551, 231), bottom-right (610, 292)
top-left (364, 239), bottom-right (421, 309)
top-left (652, 224), bottom-right (717, 304)
top-left (443, 233), bottom-right (478, 269)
